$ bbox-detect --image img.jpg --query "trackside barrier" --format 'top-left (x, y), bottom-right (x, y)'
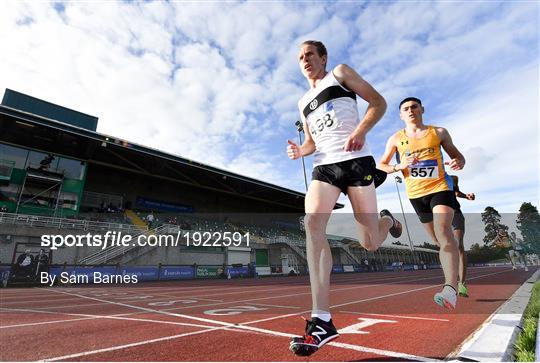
top-left (40, 263), bottom-right (254, 284)
top-left (256, 266), bottom-right (271, 276)
top-left (159, 266), bottom-right (195, 280)
top-left (2, 261), bottom-right (445, 287)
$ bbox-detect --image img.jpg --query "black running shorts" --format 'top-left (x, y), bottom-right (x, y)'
top-left (409, 190), bottom-right (456, 223)
top-left (452, 209), bottom-right (465, 231)
top-left (312, 156), bottom-right (381, 195)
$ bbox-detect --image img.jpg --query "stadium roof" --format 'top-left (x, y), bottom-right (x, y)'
top-left (0, 93), bottom-right (344, 212)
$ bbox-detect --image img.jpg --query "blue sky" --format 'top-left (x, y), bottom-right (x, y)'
top-left (0, 1), bottom-right (538, 244)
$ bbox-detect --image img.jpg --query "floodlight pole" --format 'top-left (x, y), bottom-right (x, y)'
top-left (394, 175), bottom-right (415, 261)
top-left (295, 121), bottom-right (308, 192)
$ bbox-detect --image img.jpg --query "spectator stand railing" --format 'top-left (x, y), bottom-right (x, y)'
top-left (77, 223), bottom-right (170, 265)
top-left (0, 212), bottom-right (146, 234)
top-left (266, 235), bottom-right (307, 261)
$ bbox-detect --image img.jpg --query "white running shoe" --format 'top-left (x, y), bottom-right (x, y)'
top-left (434, 285), bottom-right (457, 309)
top-left (524, 266), bottom-right (529, 271)
top-left (512, 265), bottom-right (517, 270)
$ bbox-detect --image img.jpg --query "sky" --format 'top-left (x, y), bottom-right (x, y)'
top-left (0, 1), bottom-right (538, 248)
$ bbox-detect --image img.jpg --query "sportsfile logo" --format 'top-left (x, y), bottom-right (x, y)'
top-left (40, 231), bottom-right (251, 250)
top-left (40, 231), bottom-right (174, 250)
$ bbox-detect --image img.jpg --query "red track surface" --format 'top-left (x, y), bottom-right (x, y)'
top-left (0, 266), bottom-right (536, 361)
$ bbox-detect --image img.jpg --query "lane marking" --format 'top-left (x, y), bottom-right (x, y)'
top-left (238, 269), bottom-right (511, 326)
top-left (2, 272), bottom-right (436, 313)
top-left (251, 302), bottom-right (301, 309)
top-left (338, 317), bottom-right (397, 335)
top-left (340, 310), bottom-right (450, 322)
top-left (0, 306), bottom-right (223, 330)
top-left (329, 341), bottom-right (442, 362)
top-left (43, 326), bottom-right (228, 362)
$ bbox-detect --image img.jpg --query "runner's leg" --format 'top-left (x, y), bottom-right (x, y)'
top-left (304, 180), bottom-right (341, 314)
top-left (432, 205), bottom-right (459, 290)
top-left (347, 183), bottom-right (393, 251)
top-left (454, 229), bottom-right (466, 282)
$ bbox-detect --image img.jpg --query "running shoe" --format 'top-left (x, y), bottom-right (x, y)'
top-left (289, 317), bottom-right (339, 356)
top-left (434, 285), bottom-right (457, 309)
top-left (524, 266), bottom-right (529, 271)
top-left (380, 209), bottom-right (402, 238)
top-left (458, 282), bottom-right (469, 297)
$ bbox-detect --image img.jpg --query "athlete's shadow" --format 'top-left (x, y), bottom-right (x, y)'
top-left (475, 298), bottom-right (508, 302)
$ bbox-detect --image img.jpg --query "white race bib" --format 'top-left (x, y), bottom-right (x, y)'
top-left (309, 102), bottom-right (338, 138)
top-left (409, 160), bottom-right (439, 179)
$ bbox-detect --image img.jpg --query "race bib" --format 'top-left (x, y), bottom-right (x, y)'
top-left (309, 102), bottom-right (338, 137)
top-left (409, 160), bottom-right (439, 179)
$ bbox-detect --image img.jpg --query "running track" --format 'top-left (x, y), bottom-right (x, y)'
top-left (0, 266), bottom-right (536, 361)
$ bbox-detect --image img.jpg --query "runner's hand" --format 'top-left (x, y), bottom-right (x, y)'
top-left (396, 155), bottom-right (418, 170)
top-left (343, 131), bottom-right (365, 152)
top-left (445, 158), bottom-right (464, 170)
top-left (287, 140), bottom-right (301, 160)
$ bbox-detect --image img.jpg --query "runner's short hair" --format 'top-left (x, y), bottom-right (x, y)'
top-left (399, 97), bottom-right (422, 109)
top-left (300, 40), bottom-right (327, 58)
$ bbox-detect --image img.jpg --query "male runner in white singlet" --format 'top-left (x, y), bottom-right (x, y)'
top-left (287, 40), bottom-right (402, 357)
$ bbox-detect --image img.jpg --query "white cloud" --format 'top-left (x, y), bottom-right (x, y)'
top-left (0, 1), bottom-right (537, 231)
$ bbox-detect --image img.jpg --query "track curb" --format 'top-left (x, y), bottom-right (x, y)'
top-left (451, 268), bottom-right (539, 362)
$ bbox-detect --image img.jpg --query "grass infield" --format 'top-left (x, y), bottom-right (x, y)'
top-left (513, 279), bottom-right (539, 362)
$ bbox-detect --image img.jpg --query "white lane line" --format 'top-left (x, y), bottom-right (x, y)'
top-left (0, 306), bottom-right (221, 330)
top-left (0, 294), bottom-right (222, 311)
top-left (43, 326), bottom-right (227, 362)
top-left (328, 341), bottom-right (442, 362)
top-left (239, 269), bottom-right (511, 326)
top-left (161, 273), bottom-right (448, 312)
top-left (1, 316), bottom-right (99, 329)
top-left (251, 303), bottom-right (301, 309)
top-left (6, 273), bottom-right (435, 313)
top-left (339, 311), bottom-right (450, 322)
top-left (331, 269), bottom-right (509, 309)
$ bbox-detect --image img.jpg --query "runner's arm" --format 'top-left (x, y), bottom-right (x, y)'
top-left (287, 114), bottom-right (316, 160)
top-left (437, 127), bottom-right (465, 170)
top-left (334, 64), bottom-right (386, 134)
top-left (334, 64), bottom-right (386, 151)
top-left (452, 175), bottom-right (475, 200)
top-left (378, 133), bottom-right (416, 173)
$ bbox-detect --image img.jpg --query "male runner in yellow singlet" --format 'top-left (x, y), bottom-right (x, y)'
top-left (379, 97), bottom-right (465, 309)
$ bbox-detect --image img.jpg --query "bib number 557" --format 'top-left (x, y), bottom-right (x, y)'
top-left (410, 167), bottom-right (435, 178)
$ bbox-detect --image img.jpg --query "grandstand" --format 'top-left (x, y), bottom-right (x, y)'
top-left (0, 89), bottom-right (438, 284)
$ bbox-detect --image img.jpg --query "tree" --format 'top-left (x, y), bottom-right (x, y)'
top-left (516, 202), bottom-right (540, 254)
top-left (481, 206), bottom-right (508, 245)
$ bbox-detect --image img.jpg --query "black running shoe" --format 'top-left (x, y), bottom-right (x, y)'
top-left (289, 317), bottom-right (339, 356)
top-left (380, 209), bottom-right (402, 238)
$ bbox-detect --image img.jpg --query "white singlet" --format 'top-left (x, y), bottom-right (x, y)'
top-left (298, 70), bottom-right (371, 167)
